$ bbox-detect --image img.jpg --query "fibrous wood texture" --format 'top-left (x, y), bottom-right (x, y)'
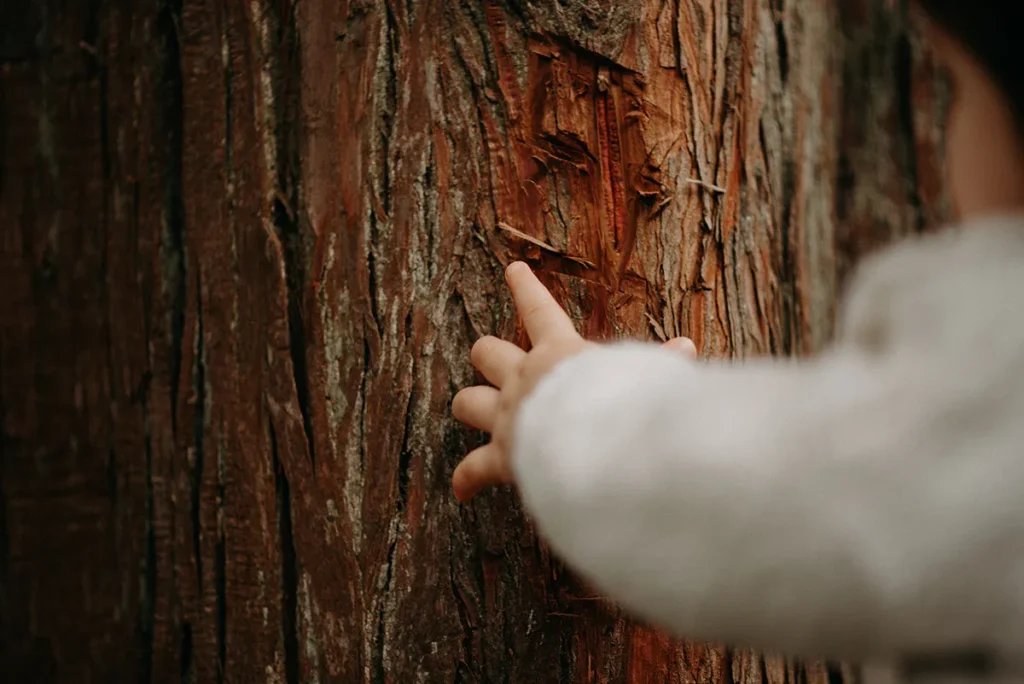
top-left (0, 0), bottom-right (946, 682)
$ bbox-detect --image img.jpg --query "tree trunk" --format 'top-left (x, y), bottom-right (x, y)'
top-left (0, 1), bottom-right (946, 682)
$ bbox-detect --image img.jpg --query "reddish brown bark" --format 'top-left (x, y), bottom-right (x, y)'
top-left (0, 1), bottom-right (945, 682)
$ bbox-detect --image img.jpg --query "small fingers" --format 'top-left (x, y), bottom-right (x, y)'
top-left (471, 336), bottom-right (526, 388)
top-left (663, 336), bottom-right (697, 359)
top-left (452, 443), bottom-right (510, 502)
top-left (452, 386), bottom-right (500, 432)
top-left (505, 262), bottom-right (577, 344)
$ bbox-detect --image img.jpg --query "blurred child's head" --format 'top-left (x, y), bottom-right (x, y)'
top-left (913, 2), bottom-right (1024, 219)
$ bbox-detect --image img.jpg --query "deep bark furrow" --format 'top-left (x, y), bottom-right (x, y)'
top-left (163, 0), bottom-right (188, 437)
top-left (371, 359), bottom-right (416, 682)
top-left (894, 30), bottom-right (924, 233)
top-left (271, 421), bottom-right (301, 684)
top-left (269, 0), bottom-right (319, 475)
top-left (827, 662), bottom-right (845, 684)
top-left (395, 362), bottom-right (416, 514)
top-left (158, 5), bottom-right (187, 681)
top-left (371, 544), bottom-right (394, 684)
top-left (214, 424), bottom-right (226, 681)
top-left (759, 652), bottom-right (772, 684)
top-left (140, 424), bottom-right (156, 684)
top-left (0, 351), bottom-right (8, 652)
top-left (179, 623), bottom-right (195, 684)
top-left (190, 274), bottom-right (206, 599)
top-left (382, 0), bottom-right (399, 218)
top-left (366, 229), bottom-right (383, 339)
top-left (448, 533), bottom-right (476, 679)
top-left (281, 199), bottom-right (318, 477)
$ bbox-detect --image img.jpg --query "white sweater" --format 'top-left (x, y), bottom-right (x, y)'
top-left (512, 216), bottom-right (1024, 682)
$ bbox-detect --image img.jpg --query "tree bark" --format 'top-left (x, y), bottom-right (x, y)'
top-left (0, 0), bottom-right (947, 682)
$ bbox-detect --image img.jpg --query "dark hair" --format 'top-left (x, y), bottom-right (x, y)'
top-left (915, 2), bottom-right (1024, 121)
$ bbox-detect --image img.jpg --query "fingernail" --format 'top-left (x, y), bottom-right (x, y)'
top-left (506, 261), bottom-right (526, 280)
top-left (666, 337), bottom-right (698, 357)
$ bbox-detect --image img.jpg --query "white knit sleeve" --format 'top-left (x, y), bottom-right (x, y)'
top-left (511, 338), bottom-right (1024, 665)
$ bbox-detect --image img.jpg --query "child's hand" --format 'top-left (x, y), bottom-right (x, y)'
top-left (450, 262), bottom-right (696, 502)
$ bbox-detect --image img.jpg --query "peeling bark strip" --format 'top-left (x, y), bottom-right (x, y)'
top-left (0, 0), bottom-right (945, 682)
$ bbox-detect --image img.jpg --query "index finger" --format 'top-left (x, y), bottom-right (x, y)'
top-left (505, 262), bottom-right (577, 343)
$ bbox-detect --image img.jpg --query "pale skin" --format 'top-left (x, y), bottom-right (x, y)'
top-left (451, 15), bottom-right (1024, 503)
top-left (450, 260), bottom-right (697, 502)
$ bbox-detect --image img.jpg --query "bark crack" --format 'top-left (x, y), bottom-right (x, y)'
top-left (270, 0), bottom-right (318, 474)
top-left (448, 531), bottom-right (476, 683)
top-left (774, 0), bottom-right (789, 85)
top-left (271, 421), bottom-right (300, 684)
top-left (446, 7), bottom-right (503, 250)
top-left (216, 9), bottom-right (231, 676)
top-left (359, 333), bottom-right (371, 477)
top-left (142, 370), bottom-right (159, 684)
top-left (596, 80), bottom-right (627, 254)
top-left (894, 30), bottom-right (923, 232)
top-left (141, 390), bottom-right (158, 684)
top-left (366, 0), bottom-right (400, 343)
top-left (422, 140), bottom-right (436, 281)
top-left (724, 647), bottom-right (736, 684)
top-left (372, 539), bottom-right (397, 684)
top-left (179, 623), bottom-right (195, 684)
top-left (396, 363), bottom-right (416, 513)
top-left (281, 220), bottom-right (318, 476)
top-left (762, 114), bottom-right (797, 356)
top-left (558, 623), bottom-right (573, 682)
top-left (190, 270), bottom-right (206, 599)
top-left (163, 0), bottom-right (187, 436)
top-left (372, 358), bottom-right (416, 683)
top-left (383, 1), bottom-right (399, 223)
top-left (366, 227), bottom-right (383, 339)
top-left (215, 437), bottom-right (226, 684)
top-left (0, 351), bottom-right (6, 649)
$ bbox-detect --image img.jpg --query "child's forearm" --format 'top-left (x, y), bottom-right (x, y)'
top-left (511, 342), bottom-right (1020, 664)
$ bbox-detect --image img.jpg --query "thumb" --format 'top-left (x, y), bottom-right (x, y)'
top-left (663, 336), bottom-right (697, 360)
